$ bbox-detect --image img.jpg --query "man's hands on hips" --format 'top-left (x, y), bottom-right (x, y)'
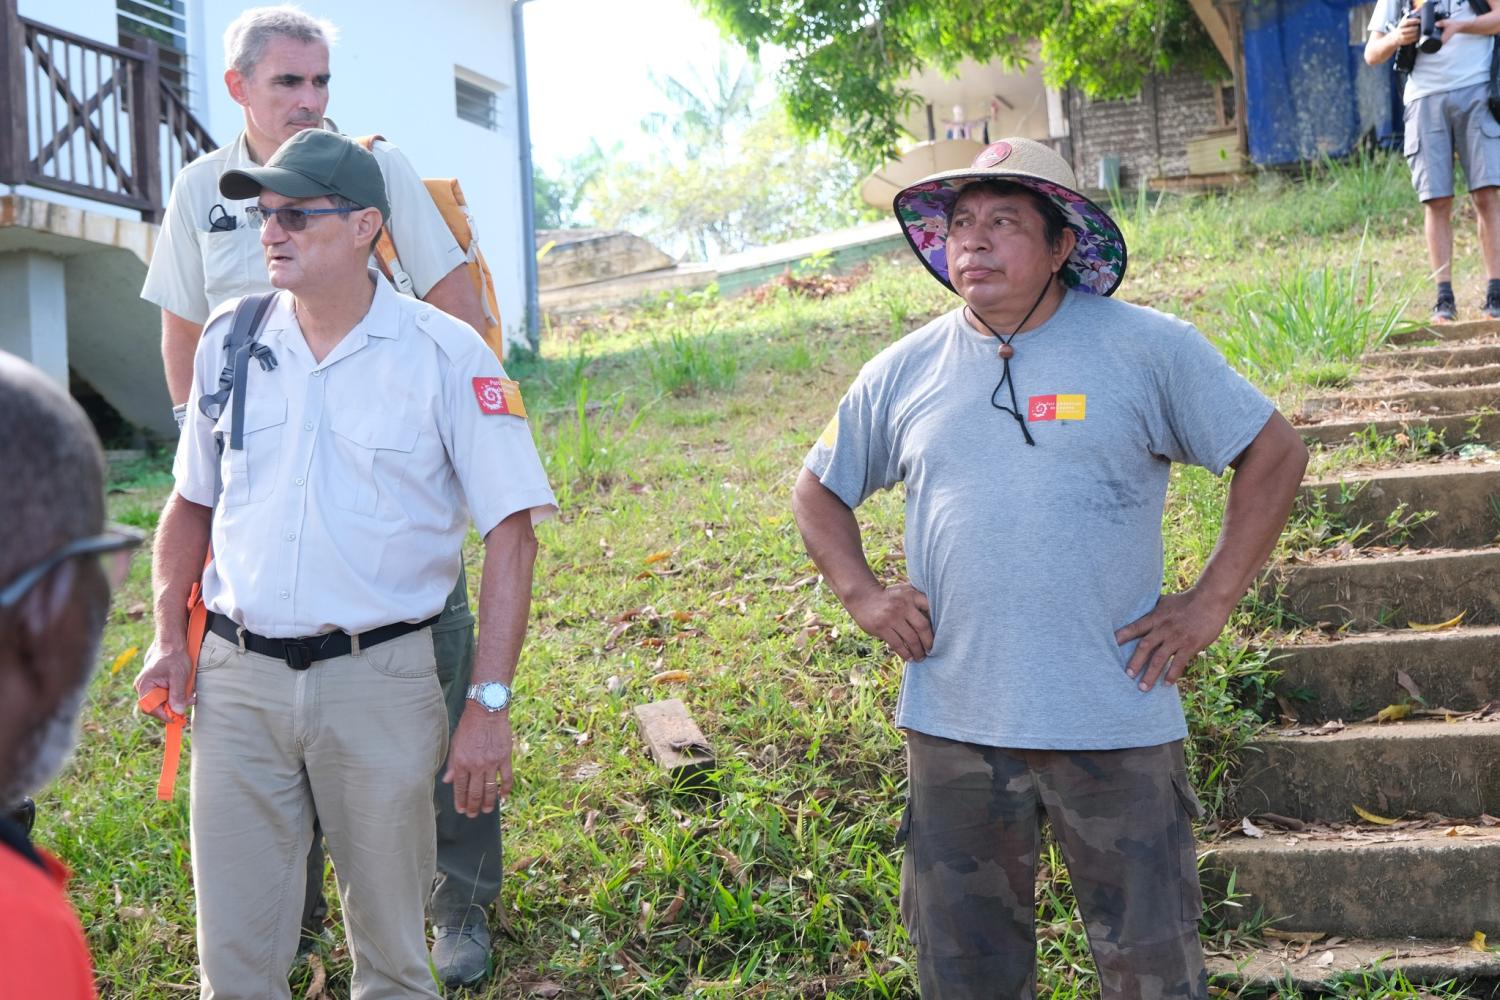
top-left (135, 642), bottom-right (195, 721)
top-left (443, 707), bottom-right (513, 817)
top-left (1114, 587), bottom-right (1234, 692)
top-left (847, 581), bottom-right (933, 662)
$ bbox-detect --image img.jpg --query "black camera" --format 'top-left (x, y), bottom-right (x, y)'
top-left (1395, 0), bottom-right (1449, 73)
top-left (1418, 0), bottom-right (1448, 52)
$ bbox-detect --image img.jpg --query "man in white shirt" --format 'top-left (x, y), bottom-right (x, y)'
top-left (139, 7), bottom-right (505, 984)
top-left (1367, 0), bottom-right (1500, 320)
top-left (135, 128), bottom-right (556, 1000)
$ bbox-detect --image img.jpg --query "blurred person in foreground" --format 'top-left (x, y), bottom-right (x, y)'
top-left (0, 352), bottom-right (144, 1000)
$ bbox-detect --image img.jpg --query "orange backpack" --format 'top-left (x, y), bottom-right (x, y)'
top-left (356, 135), bottom-right (505, 360)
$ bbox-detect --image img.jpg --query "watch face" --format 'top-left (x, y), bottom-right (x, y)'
top-left (479, 683), bottom-right (510, 710)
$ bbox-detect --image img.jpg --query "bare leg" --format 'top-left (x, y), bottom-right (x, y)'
top-left (1470, 187), bottom-right (1500, 280)
top-left (1425, 196), bottom-right (1456, 284)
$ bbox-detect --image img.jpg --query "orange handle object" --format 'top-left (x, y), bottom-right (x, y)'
top-left (139, 565), bottom-right (209, 801)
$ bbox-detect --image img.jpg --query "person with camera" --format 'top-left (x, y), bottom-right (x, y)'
top-left (1367, 0), bottom-right (1500, 321)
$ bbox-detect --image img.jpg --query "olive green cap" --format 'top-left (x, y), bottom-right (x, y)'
top-left (219, 128), bottom-right (389, 224)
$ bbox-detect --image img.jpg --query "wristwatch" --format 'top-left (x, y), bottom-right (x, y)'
top-left (465, 680), bottom-right (512, 712)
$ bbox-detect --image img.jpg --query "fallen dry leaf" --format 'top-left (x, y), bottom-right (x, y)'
top-left (1397, 669), bottom-right (1424, 702)
top-left (650, 669), bottom-right (691, 685)
top-left (1471, 930), bottom-right (1489, 953)
top-left (660, 890), bottom-right (686, 925)
top-left (1446, 825), bottom-right (1480, 837)
top-left (110, 646), bottom-right (140, 676)
top-left (1241, 817), bottom-right (1266, 839)
top-left (509, 854), bottom-right (541, 873)
top-left (1376, 703), bottom-right (1413, 723)
top-left (528, 982), bottom-right (564, 998)
top-left (644, 549), bottom-right (673, 565)
top-left (1314, 950), bottom-right (1336, 967)
top-left (1408, 611), bottom-right (1466, 632)
top-left (1264, 929), bottom-right (1325, 944)
top-left (118, 905), bottom-right (148, 920)
top-left (303, 954), bottom-right (327, 999)
top-left (1353, 804), bottom-right (1399, 826)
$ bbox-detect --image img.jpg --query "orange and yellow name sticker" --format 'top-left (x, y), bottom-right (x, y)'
top-left (1028, 394), bottom-right (1085, 422)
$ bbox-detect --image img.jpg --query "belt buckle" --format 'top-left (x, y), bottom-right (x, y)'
top-left (282, 639), bottom-right (312, 671)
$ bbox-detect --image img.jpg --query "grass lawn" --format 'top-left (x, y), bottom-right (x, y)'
top-left (41, 153), bottom-right (1493, 998)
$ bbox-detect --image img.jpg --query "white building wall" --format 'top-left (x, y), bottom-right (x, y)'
top-left (15, 1), bottom-right (530, 347)
top-left (199, 0), bottom-right (529, 347)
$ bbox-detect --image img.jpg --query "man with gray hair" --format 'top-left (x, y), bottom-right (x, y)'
top-left (0, 353), bottom-right (143, 999)
top-left (140, 5), bottom-right (502, 985)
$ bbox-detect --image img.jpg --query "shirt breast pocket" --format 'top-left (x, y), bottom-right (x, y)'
top-left (200, 225), bottom-right (263, 308)
top-left (215, 392), bottom-right (287, 507)
top-left (329, 409), bottom-right (419, 518)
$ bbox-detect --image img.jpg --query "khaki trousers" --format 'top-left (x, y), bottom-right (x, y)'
top-left (189, 626), bottom-right (449, 1000)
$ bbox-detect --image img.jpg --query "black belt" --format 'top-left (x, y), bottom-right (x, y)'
top-left (207, 612), bottom-right (439, 670)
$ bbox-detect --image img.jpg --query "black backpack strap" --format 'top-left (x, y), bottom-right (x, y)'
top-left (194, 291), bottom-right (277, 450)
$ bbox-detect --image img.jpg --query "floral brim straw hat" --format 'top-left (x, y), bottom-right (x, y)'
top-left (894, 137), bottom-right (1128, 298)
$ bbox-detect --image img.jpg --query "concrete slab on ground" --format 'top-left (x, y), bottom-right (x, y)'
top-left (1270, 626), bottom-right (1500, 721)
top-left (1207, 937), bottom-right (1500, 997)
top-left (1357, 362), bottom-right (1500, 388)
top-left (1391, 319), bottom-right (1500, 346)
top-left (1235, 718), bottom-right (1500, 821)
top-left (1270, 546), bottom-right (1500, 629)
top-left (1201, 827), bottom-right (1500, 937)
top-left (1299, 411), bottom-right (1500, 450)
top-left (1365, 339), bottom-right (1500, 371)
top-left (1302, 384), bottom-right (1500, 420)
top-left (1298, 462), bottom-right (1500, 550)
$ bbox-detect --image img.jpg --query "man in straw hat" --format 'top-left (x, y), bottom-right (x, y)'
top-left (791, 139), bottom-right (1308, 998)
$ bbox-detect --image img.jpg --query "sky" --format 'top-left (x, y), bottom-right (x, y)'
top-left (522, 0), bottom-right (777, 172)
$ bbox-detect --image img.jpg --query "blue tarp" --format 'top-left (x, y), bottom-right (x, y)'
top-left (1242, 0), bottom-right (1401, 165)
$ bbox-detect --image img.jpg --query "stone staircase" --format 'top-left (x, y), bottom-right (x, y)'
top-left (1203, 320), bottom-right (1500, 995)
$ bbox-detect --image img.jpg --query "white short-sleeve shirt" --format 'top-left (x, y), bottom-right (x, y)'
top-left (142, 129), bottom-right (466, 324)
top-left (173, 271), bottom-right (556, 637)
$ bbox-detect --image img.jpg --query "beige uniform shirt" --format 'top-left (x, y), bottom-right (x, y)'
top-left (142, 130), bottom-right (466, 324)
top-left (173, 272), bottom-right (556, 637)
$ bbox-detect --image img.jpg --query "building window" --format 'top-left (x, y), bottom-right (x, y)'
top-left (118, 0), bottom-right (191, 100)
top-left (456, 76), bottom-right (498, 131)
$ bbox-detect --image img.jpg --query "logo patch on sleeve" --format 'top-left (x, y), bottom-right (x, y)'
top-left (1028, 394), bottom-right (1086, 422)
top-left (473, 377), bottom-right (526, 417)
top-left (818, 414), bottom-right (839, 448)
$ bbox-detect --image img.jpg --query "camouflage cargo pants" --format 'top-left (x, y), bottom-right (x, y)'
top-left (900, 730), bottom-right (1208, 1000)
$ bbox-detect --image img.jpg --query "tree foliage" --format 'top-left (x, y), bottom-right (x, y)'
top-left (691, 0), bottom-right (1224, 164)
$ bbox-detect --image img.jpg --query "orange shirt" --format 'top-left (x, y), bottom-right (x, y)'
top-left (0, 826), bottom-right (96, 1000)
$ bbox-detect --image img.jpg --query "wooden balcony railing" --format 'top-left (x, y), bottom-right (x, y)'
top-left (0, 0), bottom-right (216, 223)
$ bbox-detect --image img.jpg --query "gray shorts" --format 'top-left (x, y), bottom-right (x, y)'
top-left (1405, 81), bottom-right (1500, 202)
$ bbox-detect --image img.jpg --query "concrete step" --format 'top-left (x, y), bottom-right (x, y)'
top-left (1302, 384), bottom-right (1500, 420)
top-left (1390, 318), bottom-right (1500, 347)
top-left (1364, 339), bottom-right (1500, 370)
top-left (1270, 546), bottom-right (1500, 630)
top-left (1201, 826), bottom-right (1500, 937)
top-left (1300, 411), bottom-right (1500, 449)
top-left (1234, 719), bottom-right (1500, 821)
top-left (1357, 362), bottom-right (1500, 388)
top-left (1206, 937), bottom-right (1500, 997)
top-left (1297, 462), bottom-right (1500, 550)
top-left (1271, 626), bottom-right (1500, 722)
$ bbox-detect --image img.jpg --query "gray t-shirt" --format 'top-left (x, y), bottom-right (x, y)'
top-left (1369, 0), bottom-right (1491, 102)
top-left (805, 291), bottom-right (1274, 750)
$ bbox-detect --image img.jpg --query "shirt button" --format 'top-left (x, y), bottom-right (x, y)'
top-left (312, 370), bottom-right (323, 378)
top-left (286, 532), bottom-right (296, 541)
top-left (418, 310), bottom-right (432, 321)
top-left (279, 590), bottom-right (289, 599)
top-left (304, 422), bottom-right (313, 431)
top-left (295, 477), bottom-right (305, 486)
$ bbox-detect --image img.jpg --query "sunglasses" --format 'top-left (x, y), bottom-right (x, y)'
top-left (0, 525), bottom-right (146, 609)
top-left (245, 204), bottom-right (357, 232)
